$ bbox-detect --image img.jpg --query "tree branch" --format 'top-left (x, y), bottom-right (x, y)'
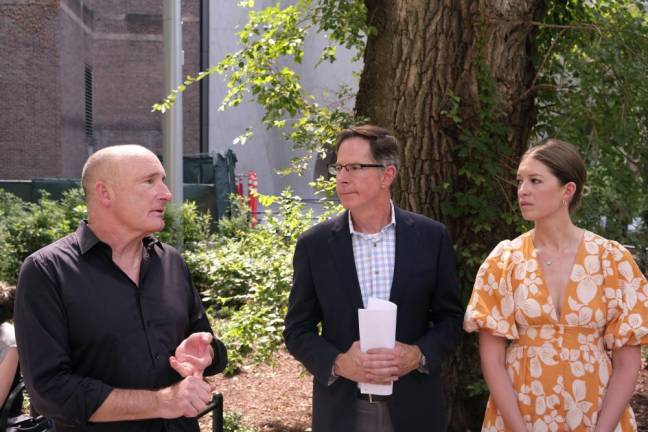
top-left (530, 28), bottom-right (567, 89)
top-left (513, 84), bottom-right (561, 104)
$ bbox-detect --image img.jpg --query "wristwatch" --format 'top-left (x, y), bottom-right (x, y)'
top-left (328, 358), bottom-right (340, 385)
top-left (417, 353), bottom-right (429, 374)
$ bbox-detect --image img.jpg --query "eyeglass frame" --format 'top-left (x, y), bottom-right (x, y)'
top-left (327, 163), bottom-right (386, 176)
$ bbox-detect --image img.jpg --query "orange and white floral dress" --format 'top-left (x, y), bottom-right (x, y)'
top-left (464, 230), bottom-right (648, 431)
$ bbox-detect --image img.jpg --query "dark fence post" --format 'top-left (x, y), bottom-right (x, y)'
top-left (212, 393), bottom-right (223, 432)
top-left (197, 393), bottom-right (223, 432)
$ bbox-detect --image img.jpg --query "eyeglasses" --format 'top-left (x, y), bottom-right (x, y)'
top-left (327, 163), bottom-right (385, 176)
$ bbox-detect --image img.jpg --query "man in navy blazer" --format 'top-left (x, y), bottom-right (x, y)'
top-left (284, 125), bottom-right (464, 432)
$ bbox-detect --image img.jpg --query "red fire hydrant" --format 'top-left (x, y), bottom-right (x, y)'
top-left (235, 176), bottom-right (244, 197)
top-left (247, 170), bottom-right (258, 227)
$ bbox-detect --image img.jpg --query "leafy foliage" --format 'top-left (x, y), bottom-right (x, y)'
top-left (156, 201), bottom-right (214, 249)
top-left (308, 176), bottom-right (343, 221)
top-left (0, 188), bottom-right (86, 284)
top-left (0, 188), bottom-right (215, 283)
top-left (534, 0), bottom-right (648, 258)
top-left (184, 189), bottom-right (313, 374)
top-left (223, 410), bottom-right (259, 432)
top-left (153, 0), bottom-right (370, 174)
top-left (153, 0), bottom-right (648, 278)
top-left (442, 64), bottom-right (527, 298)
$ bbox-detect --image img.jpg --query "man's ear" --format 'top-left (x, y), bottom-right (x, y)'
top-left (94, 180), bottom-right (113, 207)
top-left (382, 165), bottom-right (398, 189)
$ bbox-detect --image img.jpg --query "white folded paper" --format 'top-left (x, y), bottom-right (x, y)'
top-left (358, 297), bottom-right (397, 395)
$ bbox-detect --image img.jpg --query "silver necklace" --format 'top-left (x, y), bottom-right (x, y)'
top-left (537, 233), bottom-right (581, 267)
top-left (538, 250), bottom-right (552, 266)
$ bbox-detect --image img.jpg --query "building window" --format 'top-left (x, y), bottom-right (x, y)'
top-left (84, 65), bottom-right (94, 139)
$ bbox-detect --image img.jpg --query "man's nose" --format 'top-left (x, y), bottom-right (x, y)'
top-left (336, 167), bottom-right (351, 182)
top-left (160, 183), bottom-right (173, 201)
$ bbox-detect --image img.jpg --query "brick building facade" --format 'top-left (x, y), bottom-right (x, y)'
top-left (0, 0), bottom-right (201, 180)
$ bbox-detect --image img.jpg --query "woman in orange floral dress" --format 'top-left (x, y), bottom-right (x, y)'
top-left (464, 138), bottom-right (647, 431)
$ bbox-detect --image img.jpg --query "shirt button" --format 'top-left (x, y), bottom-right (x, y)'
top-left (154, 353), bottom-right (161, 360)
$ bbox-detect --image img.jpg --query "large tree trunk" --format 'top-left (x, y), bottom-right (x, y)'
top-left (355, 1), bottom-right (545, 430)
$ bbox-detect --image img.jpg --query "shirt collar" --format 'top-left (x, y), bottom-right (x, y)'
top-left (76, 221), bottom-right (162, 255)
top-left (348, 201), bottom-right (396, 235)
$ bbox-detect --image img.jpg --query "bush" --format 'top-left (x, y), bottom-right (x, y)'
top-left (223, 411), bottom-right (259, 432)
top-left (0, 188), bottom-right (213, 283)
top-left (184, 189), bottom-right (313, 373)
top-left (0, 188), bottom-right (86, 284)
top-left (157, 201), bottom-right (215, 250)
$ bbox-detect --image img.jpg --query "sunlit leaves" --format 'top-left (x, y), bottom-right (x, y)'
top-left (534, 0), bottom-right (648, 252)
top-left (153, 0), bottom-right (370, 175)
top-left (184, 189), bottom-right (313, 373)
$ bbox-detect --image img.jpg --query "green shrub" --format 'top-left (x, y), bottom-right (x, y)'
top-left (184, 189), bottom-right (313, 373)
top-left (0, 189), bottom-right (86, 284)
top-left (0, 188), bottom-right (214, 283)
top-left (157, 201), bottom-right (215, 250)
top-left (217, 195), bottom-right (255, 239)
top-left (223, 411), bottom-right (259, 432)
top-left (0, 191), bottom-right (23, 283)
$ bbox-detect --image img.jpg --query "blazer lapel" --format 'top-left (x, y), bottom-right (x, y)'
top-left (329, 211), bottom-right (364, 310)
top-left (389, 207), bottom-right (417, 305)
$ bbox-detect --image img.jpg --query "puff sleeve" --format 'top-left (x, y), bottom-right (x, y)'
top-left (602, 241), bottom-right (648, 350)
top-left (464, 240), bottom-right (519, 340)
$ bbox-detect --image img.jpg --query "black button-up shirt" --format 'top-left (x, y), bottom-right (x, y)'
top-left (15, 223), bottom-right (227, 431)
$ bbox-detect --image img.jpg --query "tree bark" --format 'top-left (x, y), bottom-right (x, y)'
top-left (356, 1), bottom-right (546, 429)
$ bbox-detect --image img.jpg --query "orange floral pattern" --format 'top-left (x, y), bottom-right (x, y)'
top-left (464, 230), bottom-right (648, 431)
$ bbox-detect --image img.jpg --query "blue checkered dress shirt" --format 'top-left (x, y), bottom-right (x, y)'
top-left (348, 202), bottom-right (396, 307)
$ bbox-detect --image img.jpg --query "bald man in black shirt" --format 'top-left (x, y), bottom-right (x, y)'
top-left (15, 145), bottom-right (227, 431)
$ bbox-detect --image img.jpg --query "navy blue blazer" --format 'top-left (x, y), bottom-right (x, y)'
top-left (284, 206), bottom-right (464, 432)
